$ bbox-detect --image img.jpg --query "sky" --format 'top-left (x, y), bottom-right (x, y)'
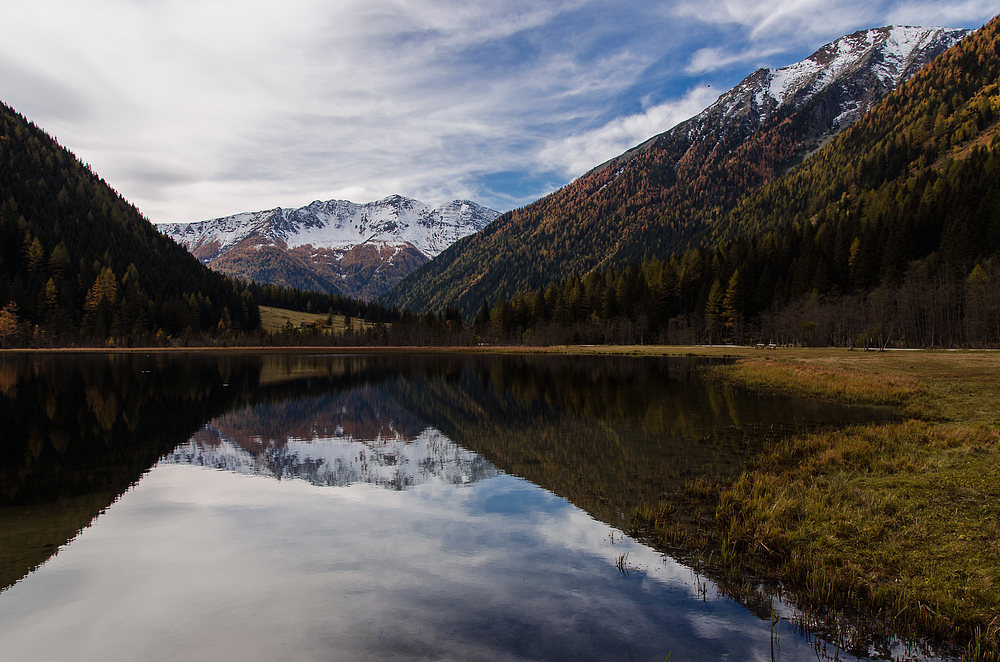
top-left (1, 1), bottom-right (996, 224)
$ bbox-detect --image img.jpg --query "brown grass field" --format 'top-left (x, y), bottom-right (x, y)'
top-left (257, 305), bottom-right (380, 334)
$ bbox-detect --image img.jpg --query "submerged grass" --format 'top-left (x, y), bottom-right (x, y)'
top-left (626, 349), bottom-right (1000, 659)
top-left (717, 421), bottom-right (1000, 655)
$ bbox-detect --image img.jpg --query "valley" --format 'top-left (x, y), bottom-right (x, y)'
top-left (3, 6), bottom-right (1000, 659)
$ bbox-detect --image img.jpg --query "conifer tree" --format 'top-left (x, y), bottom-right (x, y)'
top-left (0, 302), bottom-right (19, 348)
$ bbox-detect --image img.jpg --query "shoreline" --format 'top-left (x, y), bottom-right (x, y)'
top-left (0, 344), bottom-right (989, 355)
top-left (4, 342), bottom-right (997, 357)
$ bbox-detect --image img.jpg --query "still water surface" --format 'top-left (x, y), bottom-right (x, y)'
top-left (0, 353), bottom-right (929, 661)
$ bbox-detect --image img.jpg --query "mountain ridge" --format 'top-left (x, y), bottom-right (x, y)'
top-left (466, 13), bottom-right (1000, 350)
top-left (381, 25), bottom-right (969, 317)
top-left (595, 25), bottom-right (963, 174)
top-left (159, 195), bottom-right (500, 301)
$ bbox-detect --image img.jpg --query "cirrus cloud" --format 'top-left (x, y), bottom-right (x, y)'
top-left (537, 86), bottom-right (722, 178)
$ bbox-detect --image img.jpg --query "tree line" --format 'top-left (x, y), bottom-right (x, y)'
top-left (0, 101), bottom-right (262, 346)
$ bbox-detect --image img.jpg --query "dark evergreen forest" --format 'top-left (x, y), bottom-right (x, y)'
top-left (0, 102), bottom-right (264, 346)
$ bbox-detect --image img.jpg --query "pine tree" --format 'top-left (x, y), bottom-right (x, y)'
top-left (722, 269), bottom-right (742, 335)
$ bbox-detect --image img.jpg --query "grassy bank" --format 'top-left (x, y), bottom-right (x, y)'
top-left (631, 349), bottom-right (1000, 659)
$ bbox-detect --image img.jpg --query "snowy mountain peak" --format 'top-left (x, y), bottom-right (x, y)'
top-left (593, 25), bottom-right (969, 181)
top-left (770, 26), bottom-right (963, 105)
top-left (160, 195), bottom-right (499, 261)
top-left (165, 426), bottom-right (500, 490)
top-left (703, 25), bottom-right (969, 136)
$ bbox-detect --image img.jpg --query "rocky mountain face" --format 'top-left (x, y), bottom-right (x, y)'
top-left (616, 25), bottom-right (969, 168)
top-left (381, 25), bottom-right (970, 317)
top-left (158, 195), bottom-right (500, 301)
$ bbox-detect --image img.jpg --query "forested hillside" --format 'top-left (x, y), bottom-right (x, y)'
top-left (473, 15), bottom-right (1000, 349)
top-left (0, 102), bottom-right (260, 345)
top-left (382, 26), bottom-right (966, 318)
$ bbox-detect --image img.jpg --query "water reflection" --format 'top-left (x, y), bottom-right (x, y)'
top-left (0, 352), bottom-right (260, 591)
top-left (3, 466), bottom-right (826, 661)
top-left (166, 395), bottom-right (499, 489)
top-left (0, 352), bottom-right (918, 662)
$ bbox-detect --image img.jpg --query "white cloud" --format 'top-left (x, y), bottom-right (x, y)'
top-left (674, 0), bottom-right (994, 78)
top-left (684, 44), bottom-right (786, 75)
top-left (537, 86), bottom-right (721, 178)
top-left (2, 0), bottom-right (657, 221)
top-left (670, 0), bottom-right (882, 42)
top-left (0, 0), bottom-right (995, 223)
top-left (883, 0), bottom-right (1000, 27)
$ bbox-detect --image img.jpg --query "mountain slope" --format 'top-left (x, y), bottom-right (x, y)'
top-left (0, 102), bottom-right (259, 342)
top-left (159, 196), bottom-right (499, 300)
top-left (694, 13), bottom-right (1000, 317)
top-left (475, 13), bottom-right (1000, 349)
top-left (382, 25), bottom-right (968, 317)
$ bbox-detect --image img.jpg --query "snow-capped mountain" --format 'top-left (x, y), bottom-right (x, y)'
top-left (158, 195), bottom-right (500, 300)
top-left (754, 26), bottom-right (962, 114)
top-left (707, 25), bottom-right (966, 134)
top-left (606, 25), bottom-right (969, 170)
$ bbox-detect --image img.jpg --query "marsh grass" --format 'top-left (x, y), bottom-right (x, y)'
top-left (716, 421), bottom-right (1000, 655)
top-left (624, 349), bottom-right (1000, 659)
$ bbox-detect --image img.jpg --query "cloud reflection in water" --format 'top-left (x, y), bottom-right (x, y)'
top-left (2, 442), bottom-right (829, 661)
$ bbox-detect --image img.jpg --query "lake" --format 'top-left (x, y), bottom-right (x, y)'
top-left (0, 352), bottom-right (938, 661)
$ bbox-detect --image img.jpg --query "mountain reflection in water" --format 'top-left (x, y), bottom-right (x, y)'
top-left (166, 391), bottom-right (500, 490)
top-left (0, 352), bottom-right (921, 662)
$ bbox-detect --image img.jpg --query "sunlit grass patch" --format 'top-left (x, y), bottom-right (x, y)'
top-left (257, 305), bottom-right (381, 334)
top-left (710, 358), bottom-right (923, 408)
